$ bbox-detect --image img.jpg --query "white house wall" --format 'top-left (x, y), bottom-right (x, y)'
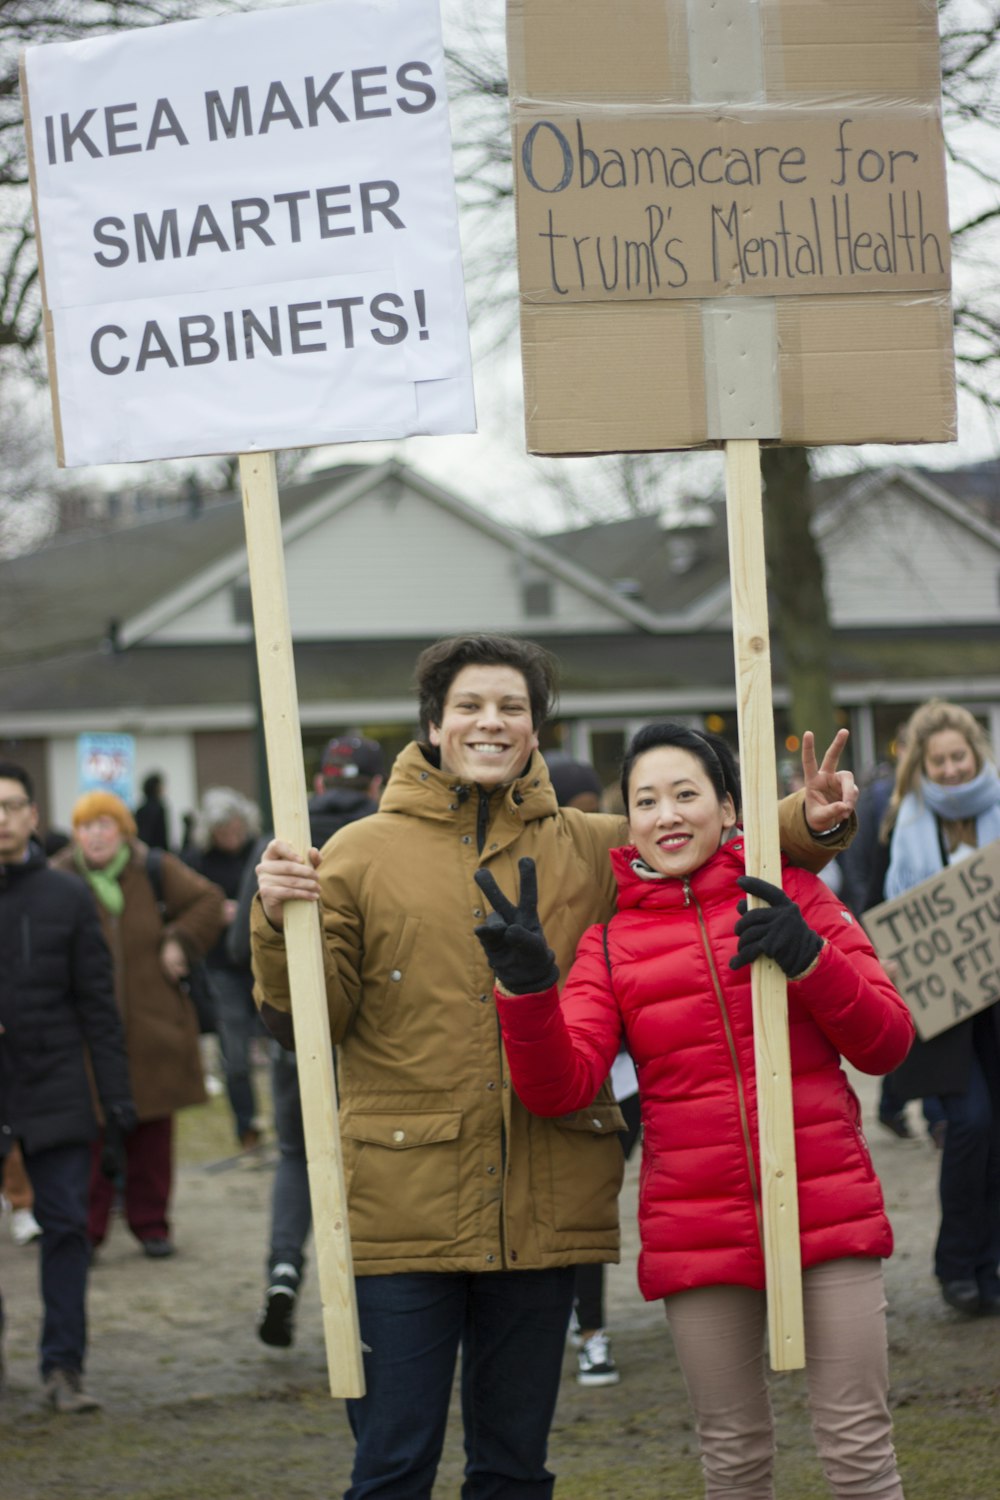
top-left (145, 482), bottom-right (628, 645)
top-left (823, 483), bottom-right (1000, 627)
top-left (148, 587), bottom-right (239, 643)
top-left (46, 733), bottom-right (198, 846)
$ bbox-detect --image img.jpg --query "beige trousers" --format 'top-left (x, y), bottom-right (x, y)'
top-left (664, 1258), bottom-right (905, 1500)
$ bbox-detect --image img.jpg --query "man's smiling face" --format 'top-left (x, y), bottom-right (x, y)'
top-left (429, 665), bottom-right (539, 789)
top-left (0, 776), bottom-right (38, 864)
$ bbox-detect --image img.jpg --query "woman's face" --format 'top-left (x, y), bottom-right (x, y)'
top-left (923, 729), bottom-right (977, 788)
top-left (212, 816), bottom-right (248, 853)
top-left (627, 746), bottom-right (736, 878)
top-left (75, 816), bottom-right (125, 869)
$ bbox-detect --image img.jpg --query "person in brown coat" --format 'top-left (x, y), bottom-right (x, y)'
top-left (54, 792), bottom-right (225, 1258)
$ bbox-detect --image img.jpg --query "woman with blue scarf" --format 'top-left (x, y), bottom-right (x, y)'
top-left (881, 699), bottom-right (1000, 1317)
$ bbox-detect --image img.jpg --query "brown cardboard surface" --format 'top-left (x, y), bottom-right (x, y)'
top-left (776, 294), bottom-right (955, 443)
top-left (761, 0), bottom-right (943, 103)
top-left (521, 300), bottom-right (707, 453)
top-left (514, 108), bottom-right (949, 303)
top-left (863, 841), bottom-right (1000, 1042)
top-left (507, 0), bottom-right (957, 454)
top-left (506, 1), bottom-right (689, 103)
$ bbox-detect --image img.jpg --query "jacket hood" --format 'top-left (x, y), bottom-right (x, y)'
top-left (379, 741), bottom-right (559, 826)
top-left (610, 835), bottom-right (748, 912)
top-left (0, 838), bottom-right (49, 888)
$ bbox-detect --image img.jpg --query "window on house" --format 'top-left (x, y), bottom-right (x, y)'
top-left (522, 578), bottom-right (554, 617)
top-left (231, 584), bottom-right (253, 624)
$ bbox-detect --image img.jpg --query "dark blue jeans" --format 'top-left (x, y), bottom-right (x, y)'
top-left (21, 1141), bottom-right (92, 1378)
top-left (346, 1267), bottom-right (576, 1500)
top-left (211, 966), bottom-right (261, 1140)
top-left (935, 1014), bottom-right (1000, 1294)
top-left (267, 1043), bottom-right (311, 1276)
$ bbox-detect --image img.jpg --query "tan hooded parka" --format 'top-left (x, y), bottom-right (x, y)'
top-left (251, 742), bottom-right (846, 1277)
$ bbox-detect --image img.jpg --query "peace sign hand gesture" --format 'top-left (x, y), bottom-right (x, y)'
top-left (474, 857), bottom-right (560, 995)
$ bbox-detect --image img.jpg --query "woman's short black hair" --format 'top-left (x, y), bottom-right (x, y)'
top-left (620, 723), bottom-right (741, 816)
top-left (414, 634), bottom-right (559, 737)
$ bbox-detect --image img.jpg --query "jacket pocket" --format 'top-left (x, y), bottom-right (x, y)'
top-left (546, 1103), bottom-right (625, 1233)
top-left (344, 1109), bottom-right (462, 1244)
top-left (368, 915), bottom-right (422, 1035)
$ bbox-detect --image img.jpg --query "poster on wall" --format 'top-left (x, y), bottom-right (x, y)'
top-left (77, 732), bottom-right (135, 804)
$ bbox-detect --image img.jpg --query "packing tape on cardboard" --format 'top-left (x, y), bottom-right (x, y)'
top-left (684, 0), bottom-right (765, 105)
top-left (686, 0), bottom-right (780, 438)
top-left (702, 301), bottom-right (780, 439)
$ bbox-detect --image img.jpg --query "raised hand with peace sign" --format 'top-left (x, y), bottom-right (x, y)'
top-left (473, 857), bottom-right (560, 995)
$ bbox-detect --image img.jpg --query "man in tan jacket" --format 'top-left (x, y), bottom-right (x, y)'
top-left (252, 633), bottom-right (858, 1500)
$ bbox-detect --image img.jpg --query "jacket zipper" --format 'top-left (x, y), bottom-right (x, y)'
top-left (688, 879), bottom-right (766, 1254)
top-left (474, 782), bottom-right (508, 1259)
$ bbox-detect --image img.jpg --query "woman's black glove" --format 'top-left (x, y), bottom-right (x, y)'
top-left (473, 858), bottom-right (560, 995)
top-left (730, 875), bottom-right (823, 979)
top-left (99, 1105), bottom-right (134, 1182)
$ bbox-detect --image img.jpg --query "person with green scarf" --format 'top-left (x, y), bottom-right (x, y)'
top-left (54, 792), bottom-right (225, 1259)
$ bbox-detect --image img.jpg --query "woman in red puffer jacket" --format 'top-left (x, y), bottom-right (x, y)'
top-left (475, 722), bottom-right (915, 1500)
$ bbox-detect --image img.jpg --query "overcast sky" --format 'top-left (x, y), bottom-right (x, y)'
top-left (18, 0), bottom-right (1000, 540)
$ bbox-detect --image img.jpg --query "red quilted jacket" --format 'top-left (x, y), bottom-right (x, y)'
top-left (496, 836), bottom-right (915, 1302)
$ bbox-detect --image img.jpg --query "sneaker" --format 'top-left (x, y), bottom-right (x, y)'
top-left (576, 1329), bottom-right (620, 1387)
top-left (877, 1110), bottom-right (913, 1140)
top-left (141, 1236), bottom-right (175, 1259)
top-left (11, 1207), bottom-right (43, 1245)
top-left (43, 1367), bottom-right (101, 1414)
top-left (258, 1263), bottom-right (300, 1348)
top-left (567, 1306), bottom-right (583, 1349)
top-left (941, 1279), bottom-right (982, 1315)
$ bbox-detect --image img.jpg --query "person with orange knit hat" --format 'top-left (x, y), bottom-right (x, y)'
top-left (52, 791), bottom-right (225, 1258)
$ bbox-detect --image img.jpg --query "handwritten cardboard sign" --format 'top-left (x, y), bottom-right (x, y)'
top-left (507, 0), bottom-right (956, 453)
top-left (864, 841), bottom-right (1000, 1041)
top-left (22, 0), bottom-right (475, 466)
top-left (514, 108), bottom-right (949, 303)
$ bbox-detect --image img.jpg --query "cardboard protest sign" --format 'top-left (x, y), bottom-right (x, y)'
top-left (864, 841), bottom-right (1000, 1041)
top-left (507, 0), bottom-right (956, 454)
top-left (22, 0), bottom-right (475, 465)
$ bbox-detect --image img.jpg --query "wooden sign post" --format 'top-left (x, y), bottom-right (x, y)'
top-left (23, 0), bottom-right (475, 1401)
top-left (507, 0), bottom-right (957, 1371)
top-left (724, 440), bottom-right (804, 1369)
top-left (240, 451), bottom-right (364, 1398)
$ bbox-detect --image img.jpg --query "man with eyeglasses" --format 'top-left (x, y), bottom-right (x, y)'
top-left (0, 761), bottom-right (134, 1413)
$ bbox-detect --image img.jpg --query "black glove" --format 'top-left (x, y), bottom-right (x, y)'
top-left (99, 1114), bottom-right (128, 1182)
top-left (729, 875), bottom-right (823, 979)
top-left (260, 1001), bottom-right (296, 1052)
top-left (473, 858), bottom-right (560, 995)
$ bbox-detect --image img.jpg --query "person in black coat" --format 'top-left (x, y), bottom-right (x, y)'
top-left (134, 772), bottom-right (170, 852)
top-left (183, 786), bottom-right (262, 1148)
top-left (0, 762), bottom-right (134, 1413)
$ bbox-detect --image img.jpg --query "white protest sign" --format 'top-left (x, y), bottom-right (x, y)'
top-left (23, 0), bottom-right (475, 466)
top-left (864, 840), bottom-right (1000, 1041)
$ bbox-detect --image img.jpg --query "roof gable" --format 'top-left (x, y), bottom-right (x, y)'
top-left (817, 466), bottom-right (1000, 627)
top-left (119, 461), bottom-right (654, 647)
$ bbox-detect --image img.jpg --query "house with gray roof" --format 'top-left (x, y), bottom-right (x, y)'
top-left (1, 456), bottom-right (997, 837)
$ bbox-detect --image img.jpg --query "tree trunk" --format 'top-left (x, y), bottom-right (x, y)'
top-left (759, 447), bottom-right (837, 752)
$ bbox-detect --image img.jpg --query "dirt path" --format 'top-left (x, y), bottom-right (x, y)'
top-left (1, 1069), bottom-right (997, 1498)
